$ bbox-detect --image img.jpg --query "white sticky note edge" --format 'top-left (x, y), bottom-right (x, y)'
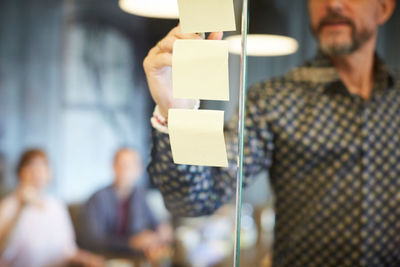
top-left (168, 109), bottom-right (228, 167)
top-left (177, 0), bottom-right (236, 33)
top-left (172, 39), bottom-right (230, 101)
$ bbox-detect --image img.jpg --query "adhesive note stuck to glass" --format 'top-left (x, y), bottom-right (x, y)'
top-left (173, 39), bottom-right (229, 101)
top-left (177, 0), bottom-right (236, 33)
top-left (168, 109), bottom-right (228, 167)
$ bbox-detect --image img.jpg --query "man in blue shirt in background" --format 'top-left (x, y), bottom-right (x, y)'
top-left (82, 148), bottom-right (173, 262)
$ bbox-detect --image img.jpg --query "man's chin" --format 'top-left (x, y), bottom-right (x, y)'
top-left (319, 40), bottom-right (356, 56)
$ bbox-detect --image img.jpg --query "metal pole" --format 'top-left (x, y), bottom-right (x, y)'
top-left (233, 0), bottom-right (249, 266)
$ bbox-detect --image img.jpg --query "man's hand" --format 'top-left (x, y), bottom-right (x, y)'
top-left (143, 24), bottom-right (223, 118)
top-left (68, 249), bottom-right (105, 267)
top-left (129, 230), bottom-right (174, 263)
top-left (144, 244), bottom-right (173, 264)
top-left (157, 222), bottom-right (174, 244)
top-left (129, 230), bottom-right (160, 251)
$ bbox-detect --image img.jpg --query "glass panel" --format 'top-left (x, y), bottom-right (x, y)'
top-left (233, 0), bottom-right (249, 266)
top-left (1, 1), bottom-right (399, 267)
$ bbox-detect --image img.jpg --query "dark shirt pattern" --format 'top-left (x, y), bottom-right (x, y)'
top-left (148, 51), bottom-right (400, 266)
top-left (82, 185), bottom-right (159, 255)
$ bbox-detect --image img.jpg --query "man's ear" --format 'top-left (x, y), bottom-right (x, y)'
top-left (378, 0), bottom-right (396, 25)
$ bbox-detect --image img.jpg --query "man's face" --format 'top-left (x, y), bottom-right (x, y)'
top-left (20, 157), bottom-right (51, 192)
top-left (113, 150), bottom-right (142, 189)
top-left (309, 0), bottom-right (383, 56)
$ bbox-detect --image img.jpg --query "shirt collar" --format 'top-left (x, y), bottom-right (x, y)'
top-left (288, 50), bottom-right (396, 95)
top-left (372, 54), bottom-right (395, 92)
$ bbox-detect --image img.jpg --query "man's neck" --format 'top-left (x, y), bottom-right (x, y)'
top-left (113, 183), bottom-right (134, 200)
top-left (329, 38), bottom-right (377, 100)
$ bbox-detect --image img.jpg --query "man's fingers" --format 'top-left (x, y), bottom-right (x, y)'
top-left (144, 52), bottom-right (172, 72)
top-left (170, 24), bottom-right (203, 40)
top-left (157, 26), bottom-right (202, 53)
top-left (175, 32), bottom-right (203, 40)
top-left (208, 31), bottom-right (224, 40)
top-left (145, 26), bottom-right (223, 73)
top-left (152, 52), bottom-right (172, 69)
top-left (158, 25), bottom-right (221, 55)
top-left (156, 36), bottom-right (176, 53)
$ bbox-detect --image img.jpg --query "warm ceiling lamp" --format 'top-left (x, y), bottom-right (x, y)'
top-left (226, 1), bottom-right (299, 57)
top-left (119, 0), bottom-right (179, 19)
top-left (225, 34), bottom-right (298, 57)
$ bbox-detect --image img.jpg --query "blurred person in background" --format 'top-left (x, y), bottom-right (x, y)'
top-left (0, 148), bottom-right (104, 267)
top-left (81, 148), bottom-right (173, 263)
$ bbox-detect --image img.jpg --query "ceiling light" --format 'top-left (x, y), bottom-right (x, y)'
top-left (225, 34), bottom-right (299, 57)
top-left (119, 0), bottom-right (179, 19)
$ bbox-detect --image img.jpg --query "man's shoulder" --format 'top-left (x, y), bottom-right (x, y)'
top-left (87, 185), bottom-right (114, 204)
top-left (392, 69), bottom-right (400, 85)
top-left (248, 58), bottom-right (338, 97)
top-left (247, 70), bottom-right (307, 100)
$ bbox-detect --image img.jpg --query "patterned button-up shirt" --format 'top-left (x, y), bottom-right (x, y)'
top-left (148, 51), bottom-right (400, 266)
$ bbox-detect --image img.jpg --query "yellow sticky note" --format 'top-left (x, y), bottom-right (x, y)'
top-left (168, 109), bottom-right (228, 167)
top-left (177, 0), bottom-right (236, 33)
top-left (173, 39), bottom-right (229, 101)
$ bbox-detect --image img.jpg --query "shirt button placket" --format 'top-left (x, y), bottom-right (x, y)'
top-left (358, 96), bottom-right (373, 265)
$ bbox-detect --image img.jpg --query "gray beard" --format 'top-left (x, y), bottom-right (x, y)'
top-left (319, 39), bottom-right (358, 56)
top-left (318, 27), bottom-right (374, 56)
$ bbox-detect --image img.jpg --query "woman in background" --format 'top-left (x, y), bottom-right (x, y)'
top-left (0, 149), bottom-right (104, 267)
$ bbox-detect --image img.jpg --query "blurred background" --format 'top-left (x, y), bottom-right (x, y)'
top-left (0, 0), bottom-right (399, 266)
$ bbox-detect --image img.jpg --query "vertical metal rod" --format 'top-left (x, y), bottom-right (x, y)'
top-left (233, 0), bottom-right (249, 266)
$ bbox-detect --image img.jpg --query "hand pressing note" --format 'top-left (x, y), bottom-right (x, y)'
top-left (143, 24), bottom-right (223, 118)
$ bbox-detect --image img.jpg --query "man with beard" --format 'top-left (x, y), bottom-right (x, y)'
top-left (144, 0), bottom-right (398, 266)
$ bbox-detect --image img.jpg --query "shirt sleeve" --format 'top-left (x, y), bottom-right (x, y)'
top-left (56, 200), bottom-right (78, 258)
top-left (147, 83), bottom-right (274, 217)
